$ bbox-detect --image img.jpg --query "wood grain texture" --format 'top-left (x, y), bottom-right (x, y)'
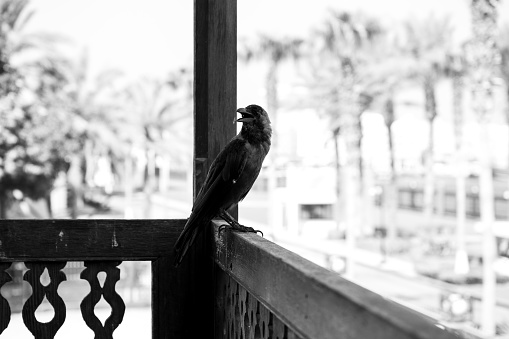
top-left (0, 262), bottom-right (12, 334)
top-left (152, 256), bottom-right (172, 339)
top-left (22, 262), bottom-right (67, 339)
top-left (0, 219), bottom-right (186, 261)
top-left (215, 268), bottom-right (302, 339)
top-left (155, 226), bottom-right (215, 338)
top-left (190, 0), bottom-right (238, 337)
top-left (194, 0), bottom-right (237, 202)
top-left (212, 221), bottom-right (463, 339)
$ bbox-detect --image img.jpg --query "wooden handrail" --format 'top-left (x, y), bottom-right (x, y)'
top-left (212, 221), bottom-right (464, 339)
top-left (0, 219), bottom-right (184, 261)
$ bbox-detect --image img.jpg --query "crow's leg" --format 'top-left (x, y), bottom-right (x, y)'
top-left (218, 210), bottom-right (263, 236)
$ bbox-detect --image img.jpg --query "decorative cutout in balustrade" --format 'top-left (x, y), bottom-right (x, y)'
top-left (217, 271), bottom-right (302, 339)
top-left (0, 261), bottom-right (126, 339)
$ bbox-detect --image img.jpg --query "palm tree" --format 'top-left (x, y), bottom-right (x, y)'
top-left (400, 15), bottom-right (454, 231)
top-left (0, 0), bottom-right (32, 218)
top-left (54, 52), bottom-right (127, 218)
top-left (123, 75), bottom-right (191, 218)
top-left (0, 0), bottom-right (64, 92)
top-left (0, 0), bottom-right (68, 218)
top-left (445, 51), bottom-right (470, 275)
top-left (239, 34), bottom-right (303, 152)
top-left (360, 30), bottom-right (416, 251)
top-left (499, 25), bottom-right (509, 190)
top-left (239, 34), bottom-right (303, 230)
top-left (501, 25), bottom-right (509, 108)
top-left (468, 0), bottom-right (501, 335)
top-left (308, 11), bottom-right (384, 277)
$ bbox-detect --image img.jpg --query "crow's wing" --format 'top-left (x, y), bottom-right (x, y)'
top-left (192, 137), bottom-right (249, 213)
top-left (173, 138), bottom-right (249, 266)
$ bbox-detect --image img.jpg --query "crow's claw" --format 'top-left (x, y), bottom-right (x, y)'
top-left (231, 224), bottom-right (263, 237)
top-left (218, 224), bottom-right (229, 234)
top-left (219, 221), bottom-right (263, 237)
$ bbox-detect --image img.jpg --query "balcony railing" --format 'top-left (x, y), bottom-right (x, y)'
top-left (0, 219), bottom-right (464, 338)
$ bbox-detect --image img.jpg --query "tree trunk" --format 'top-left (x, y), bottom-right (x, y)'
top-left (159, 154), bottom-right (170, 193)
top-left (384, 97), bottom-right (398, 251)
top-left (45, 193), bottom-right (53, 218)
top-left (144, 148), bottom-right (156, 218)
top-left (357, 112), bottom-right (373, 236)
top-left (266, 61), bottom-right (279, 230)
top-left (67, 155), bottom-right (84, 219)
top-left (342, 158), bottom-right (359, 279)
top-left (469, 0), bottom-right (500, 335)
top-left (339, 66), bottom-right (361, 279)
top-left (356, 113), bottom-right (364, 181)
top-left (124, 154), bottom-right (134, 219)
top-left (423, 79), bottom-right (437, 230)
top-left (506, 86), bottom-right (509, 215)
top-left (479, 125), bottom-right (496, 336)
top-left (266, 62), bottom-right (279, 151)
top-left (452, 73), bottom-right (469, 274)
top-left (332, 128), bottom-right (343, 235)
top-left (84, 139), bottom-right (95, 186)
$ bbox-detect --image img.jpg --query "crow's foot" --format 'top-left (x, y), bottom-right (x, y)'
top-left (218, 210), bottom-right (263, 236)
top-left (218, 222), bottom-right (263, 237)
top-left (218, 224), bottom-right (228, 234)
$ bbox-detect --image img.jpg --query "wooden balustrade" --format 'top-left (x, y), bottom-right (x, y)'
top-left (0, 219), bottom-right (467, 339)
top-left (0, 219), bottom-right (213, 338)
top-left (212, 221), bottom-right (465, 339)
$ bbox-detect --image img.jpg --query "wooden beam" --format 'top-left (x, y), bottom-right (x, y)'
top-left (0, 219), bottom-right (185, 261)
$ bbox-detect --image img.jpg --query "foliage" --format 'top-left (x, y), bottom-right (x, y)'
top-left (400, 15), bottom-right (454, 121)
top-left (122, 69), bottom-right (192, 160)
top-left (307, 11), bottom-right (384, 123)
top-left (0, 98), bottom-right (78, 199)
top-left (499, 24), bottom-right (509, 117)
top-left (239, 34), bottom-right (303, 66)
top-left (0, 0), bottom-right (78, 202)
top-left (239, 33), bottom-right (304, 156)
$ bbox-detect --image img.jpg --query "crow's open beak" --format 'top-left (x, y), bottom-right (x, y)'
top-left (235, 107), bottom-right (255, 123)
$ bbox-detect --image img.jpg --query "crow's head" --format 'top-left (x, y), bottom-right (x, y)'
top-left (236, 104), bottom-right (270, 125)
top-left (236, 104), bottom-right (271, 143)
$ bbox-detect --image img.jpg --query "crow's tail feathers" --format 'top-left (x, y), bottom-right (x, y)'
top-left (173, 214), bottom-right (203, 267)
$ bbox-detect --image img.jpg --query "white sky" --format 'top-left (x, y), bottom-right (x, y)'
top-left (25, 0), bottom-right (509, 79)
top-left (24, 0), bottom-right (509, 169)
top-left (27, 0), bottom-right (193, 79)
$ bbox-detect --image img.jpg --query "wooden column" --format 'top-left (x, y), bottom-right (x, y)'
top-left (194, 0), bottom-right (237, 198)
top-left (174, 0), bottom-right (238, 338)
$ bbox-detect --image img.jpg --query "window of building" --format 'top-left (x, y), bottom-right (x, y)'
top-left (300, 204), bottom-right (333, 220)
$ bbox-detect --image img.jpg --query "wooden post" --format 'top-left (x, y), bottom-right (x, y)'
top-left (194, 0), bottom-right (237, 199)
top-left (189, 0), bottom-right (237, 338)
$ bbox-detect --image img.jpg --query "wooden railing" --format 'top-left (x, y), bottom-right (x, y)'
top-left (0, 219), bottom-right (465, 339)
top-left (0, 219), bottom-right (214, 338)
top-left (212, 221), bottom-right (465, 339)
